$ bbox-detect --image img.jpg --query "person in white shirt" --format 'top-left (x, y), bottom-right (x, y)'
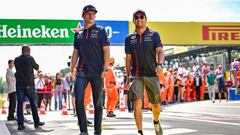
top-left (230, 58), bottom-right (240, 88)
top-left (63, 75), bottom-right (71, 104)
top-left (35, 73), bottom-right (45, 108)
top-left (6, 60), bottom-right (16, 121)
top-left (192, 63), bottom-right (199, 74)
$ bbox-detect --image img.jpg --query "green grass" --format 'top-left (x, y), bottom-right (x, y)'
top-left (0, 100), bottom-right (3, 108)
top-left (0, 93), bottom-right (7, 108)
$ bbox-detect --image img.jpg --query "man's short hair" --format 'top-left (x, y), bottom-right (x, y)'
top-left (8, 60), bottom-right (14, 64)
top-left (82, 5), bottom-right (97, 15)
top-left (133, 9), bottom-right (147, 19)
top-left (22, 45), bottom-right (30, 54)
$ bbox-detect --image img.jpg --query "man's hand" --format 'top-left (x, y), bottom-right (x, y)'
top-left (125, 77), bottom-right (131, 89)
top-left (101, 71), bottom-right (108, 79)
top-left (71, 75), bottom-right (76, 82)
top-left (69, 69), bottom-right (76, 81)
top-left (156, 65), bottom-right (163, 76)
top-left (37, 70), bottom-right (42, 74)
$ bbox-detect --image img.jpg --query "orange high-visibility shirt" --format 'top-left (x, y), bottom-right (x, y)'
top-left (105, 67), bottom-right (116, 89)
top-left (159, 74), bottom-right (166, 85)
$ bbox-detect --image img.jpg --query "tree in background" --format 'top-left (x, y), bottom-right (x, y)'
top-left (60, 67), bottom-right (70, 77)
top-left (0, 77), bottom-right (7, 93)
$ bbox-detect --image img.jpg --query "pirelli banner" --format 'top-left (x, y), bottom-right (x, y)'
top-left (0, 19), bottom-right (128, 44)
top-left (129, 22), bottom-right (240, 45)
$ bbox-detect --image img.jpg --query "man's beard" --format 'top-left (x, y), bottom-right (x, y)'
top-left (136, 25), bottom-right (145, 29)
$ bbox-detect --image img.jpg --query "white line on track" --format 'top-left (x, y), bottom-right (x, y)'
top-left (162, 115), bottom-right (240, 126)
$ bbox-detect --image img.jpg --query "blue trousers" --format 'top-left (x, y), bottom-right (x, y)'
top-left (74, 71), bottom-right (103, 135)
top-left (16, 86), bottom-right (39, 126)
top-left (54, 87), bottom-right (63, 110)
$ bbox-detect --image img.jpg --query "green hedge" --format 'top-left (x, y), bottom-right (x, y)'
top-left (0, 100), bottom-right (3, 108)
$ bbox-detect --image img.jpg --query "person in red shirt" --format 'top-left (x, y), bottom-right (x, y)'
top-left (44, 76), bottom-right (53, 111)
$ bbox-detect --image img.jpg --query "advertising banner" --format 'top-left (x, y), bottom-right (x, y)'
top-left (0, 19), bottom-right (128, 45)
top-left (129, 22), bottom-right (240, 45)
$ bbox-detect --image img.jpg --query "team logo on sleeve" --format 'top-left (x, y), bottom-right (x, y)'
top-left (130, 35), bottom-right (137, 44)
top-left (131, 35), bottom-right (136, 39)
top-left (78, 29), bottom-right (83, 35)
top-left (77, 29), bottom-right (84, 39)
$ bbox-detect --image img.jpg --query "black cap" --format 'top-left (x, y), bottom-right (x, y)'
top-left (82, 5), bottom-right (97, 14)
top-left (133, 9), bottom-right (146, 18)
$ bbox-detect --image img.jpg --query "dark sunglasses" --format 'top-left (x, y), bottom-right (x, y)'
top-left (134, 15), bottom-right (145, 20)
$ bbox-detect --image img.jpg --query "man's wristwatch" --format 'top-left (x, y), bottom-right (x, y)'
top-left (157, 63), bottom-right (164, 68)
top-left (103, 67), bottom-right (108, 72)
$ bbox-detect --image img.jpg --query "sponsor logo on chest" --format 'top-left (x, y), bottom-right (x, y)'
top-left (144, 36), bottom-right (152, 42)
top-left (90, 29), bottom-right (99, 38)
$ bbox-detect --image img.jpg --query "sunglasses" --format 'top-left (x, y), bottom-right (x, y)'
top-left (134, 15), bottom-right (145, 20)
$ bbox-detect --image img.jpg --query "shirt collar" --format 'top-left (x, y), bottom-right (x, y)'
top-left (134, 27), bottom-right (150, 36)
top-left (84, 23), bottom-right (96, 30)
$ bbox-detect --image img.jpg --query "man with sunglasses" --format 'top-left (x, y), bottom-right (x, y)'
top-left (125, 10), bottom-right (164, 135)
top-left (70, 5), bottom-right (110, 135)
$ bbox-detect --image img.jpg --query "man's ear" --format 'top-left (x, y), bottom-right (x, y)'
top-left (82, 13), bottom-right (84, 19)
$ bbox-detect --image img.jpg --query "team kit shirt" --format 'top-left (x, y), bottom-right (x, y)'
top-left (73, 24), bottom-right (110, 75)
top-left (125, 28), bottom-right (163, 77)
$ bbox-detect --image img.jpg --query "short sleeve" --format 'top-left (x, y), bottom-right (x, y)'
top-left (153, 32), bottom-right (163, 48)
top-left (73, 32), bottom-right (79, 49)
top-left (100, 29), bottom-right (110, 46)
top-left (125, 36), bottom-right (131, 54)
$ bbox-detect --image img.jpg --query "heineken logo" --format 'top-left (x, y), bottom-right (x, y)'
top-left (0, 25), bottom-right (70, 38)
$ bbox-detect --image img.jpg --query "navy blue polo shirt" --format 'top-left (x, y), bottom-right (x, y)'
top-left (74, 24), bottom-right (110, 75)
top-left (125, 27), bottom-right (163, 77)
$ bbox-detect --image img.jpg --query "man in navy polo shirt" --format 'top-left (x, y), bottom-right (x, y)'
top-left (70, 5), bottom-right (110, 135)
top-left (125, 10), bottom-right (164, 135)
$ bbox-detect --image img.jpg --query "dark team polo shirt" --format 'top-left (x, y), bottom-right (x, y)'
top-left (125, 27), bottom-right (163, 77)
top-left (74, 24), bottom-right (110, 75)
top-left (14, 55), bottom-right (39, 87)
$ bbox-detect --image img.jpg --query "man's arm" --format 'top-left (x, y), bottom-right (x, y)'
top-left (103, 46), bottom-right (110, 70)
top-left (32, 57), bottom-right (39, 71)
top-left (156, 47), bottom-right (164, 76)
top-left (70, 49), bottom-right (79, 73)
top-left (125, 54), bottom-right (132, 89)
top-left (125, 54), bottom-right (132, 78)
top-left (156, 47), bottom-right (164, 65)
